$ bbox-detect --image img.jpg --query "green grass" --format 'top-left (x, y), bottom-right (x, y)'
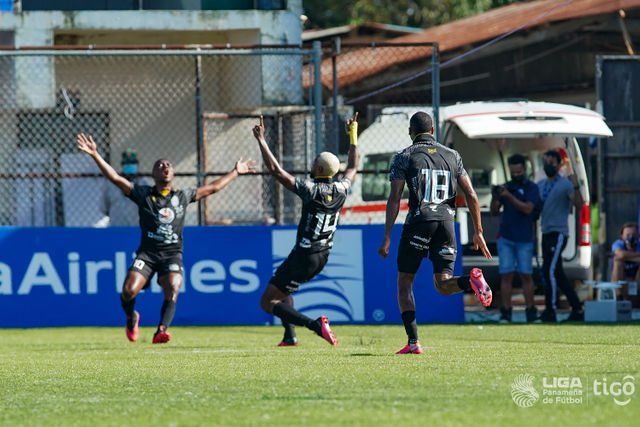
top-left (0, 325), bottom-right (639, 426)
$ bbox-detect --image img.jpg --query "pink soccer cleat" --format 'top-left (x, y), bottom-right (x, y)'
top-left (152, 325), bottom-right (171, 344)
top-left (278, 339), bottom-right (299, 347)
top-left (396, 341), bottom-right (424, 355)
top-left (317, 316), bottom-right (338, 346)
top-left (125, 311), bottom-right (140, 342)
top-left (469, 268), bottom-right (493, 307)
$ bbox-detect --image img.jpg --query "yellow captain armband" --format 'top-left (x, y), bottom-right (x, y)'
top-left (348, 120), bottom-right (358, 146)
top-left (346, 112), bottom-right (359, 146)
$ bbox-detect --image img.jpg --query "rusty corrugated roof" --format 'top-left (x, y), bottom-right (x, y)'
top-left (311, 0), bottom-right (640, 90)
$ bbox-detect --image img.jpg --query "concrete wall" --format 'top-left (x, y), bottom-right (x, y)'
top-left (0, 5), bottom-right (305, 225)
top-left (0, 5), bottom-right (304, 111)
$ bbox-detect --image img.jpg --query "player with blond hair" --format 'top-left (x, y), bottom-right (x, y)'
top-left (253, 113), bottom-right (359, 346)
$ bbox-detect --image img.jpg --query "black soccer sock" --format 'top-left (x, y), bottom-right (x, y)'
top-left (121, 294), bottom-right (136, 318)
top-left (282, 322), bottom-right (297, 341)
top-left (401, 310), bottom-right (419, 344)
top-left (457, 275), bottom-right (471, 292)
top-left (272, 302), bottom-right (320, 334)
top-left (159, 299), bottom-right (177, 329)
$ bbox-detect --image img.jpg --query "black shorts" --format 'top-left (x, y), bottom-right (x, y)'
top-left (129, 250), bottom-right (184, 287)
top-left (270, 249), bottom-right (330, 294)
top-left (398, 220), bottom-right (456, 275)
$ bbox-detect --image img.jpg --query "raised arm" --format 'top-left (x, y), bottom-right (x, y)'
top-left (195, 158), bottom-right (256, 201)
top-left (343, 112), bottom-right (359, 183)
top-left (458, 174), bottom-right (492, 259)
top-left (76, 133), bottom-right (133, 196)
top-left (567, 175), bottom-right (584, 209)
top-left (252, 115), bottom-right (296, 192)
top-left (561, 159), bottom-right (584, 209)
top-left (378, 179), bottom-right (405, 258)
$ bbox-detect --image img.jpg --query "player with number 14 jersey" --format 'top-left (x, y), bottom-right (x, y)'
top-left (253, 113), bottom-right (360, 347)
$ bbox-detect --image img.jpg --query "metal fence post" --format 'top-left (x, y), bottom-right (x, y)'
top-left (595, 56), bottom-right (604, 279)
top-left (432, 43), bottom-right (440, 142)
top-left (312, 40), bottom-right (323, 155)
top-left (332, 37), bottom-right (341, 154)
top-left (194, 51), bottom-right (204, 225)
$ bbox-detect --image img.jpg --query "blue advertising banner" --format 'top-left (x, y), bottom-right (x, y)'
top-left (0, 224), bottom-right (463, 327)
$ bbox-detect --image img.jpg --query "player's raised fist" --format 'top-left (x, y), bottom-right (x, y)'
top-left (345, 111), bottom-right (359, 134)
top-left (76, 133), bottom-right (98, 157)
top-left (252, 115), bottom-right (265, 141)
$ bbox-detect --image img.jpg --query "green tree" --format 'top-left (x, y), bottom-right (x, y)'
top-left (303, 0), bottom-right (521, 29)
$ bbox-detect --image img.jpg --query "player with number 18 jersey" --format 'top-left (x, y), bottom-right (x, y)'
top-left (378, 111), bottom-right (493, 355)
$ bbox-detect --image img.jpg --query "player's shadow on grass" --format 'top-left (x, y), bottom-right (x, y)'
top-left (349, 353), bottom-right (380, 357)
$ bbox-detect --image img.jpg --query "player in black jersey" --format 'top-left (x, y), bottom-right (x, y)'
top-left (377, 112), bottom-right (493, 354)
top-left (252, 114), bottom-right (359, 346)
top-left (76, 133), bottom-right (256, 343)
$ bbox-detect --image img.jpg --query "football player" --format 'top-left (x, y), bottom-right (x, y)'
top-left (77, 133), bottom-right (256, 343)
top-left (253, 113), bottom-right (359, 346)
top-left (378, 112), bottom-right (493, 354)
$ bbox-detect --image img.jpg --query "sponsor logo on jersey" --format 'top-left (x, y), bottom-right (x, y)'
top-left (158, 208), bottom-right (175, 224)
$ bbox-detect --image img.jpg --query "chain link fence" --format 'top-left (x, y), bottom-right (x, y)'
top-left (0, 42), bottom-right (439, 227)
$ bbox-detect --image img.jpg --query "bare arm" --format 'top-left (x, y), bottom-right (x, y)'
top-left (614, 249), bottom-right (640, 263)
top-left (76, 133), bottom-right (133, 196)
top-left (195, 158), bottom-right (256, 201)
top-left (378, 180), bottom-right (405, 258)
top-left (343, 143), bottom-right (359, 183)
top-left (567, 174), bottom-right (584, 209)
top-left (343, 112), bottom-right (359, 183)
top-left (563, 160), bottom-right (584, 209)
top-left (252, 116), bottom-right (296, 192)
top-left (458, 175), bottom-right (492, 259)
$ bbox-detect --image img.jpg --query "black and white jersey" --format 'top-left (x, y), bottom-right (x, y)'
top-left (389, 134), bottom-right (467, 223)
top-left (294, 177), bottom-right (351, 252)
top-left (127, 185), bottom-right (197, 253)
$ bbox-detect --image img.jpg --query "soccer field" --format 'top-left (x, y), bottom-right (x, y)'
top-left (0, 325), bottom-right (638, 426)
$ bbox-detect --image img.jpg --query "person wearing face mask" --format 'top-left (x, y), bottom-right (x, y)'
top-left (490, 154), bottom-right (541, 323)
top-left (95, 149), bottom-right (153, 227)
top-left (537, 149), bottom-right (584, 322)
top-left (611, 222), bottom-right (640, 301)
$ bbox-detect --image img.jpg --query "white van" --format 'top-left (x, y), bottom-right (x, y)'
top-left (341, 101), bottom-right (613, 282)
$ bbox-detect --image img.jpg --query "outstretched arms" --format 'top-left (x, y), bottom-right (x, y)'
top-left (343, 112), bottom-right (360, 183)
top-left (252, 115), bottom-right (297, 192)
top-left (194, 158), bottom-right (256, 201)
top-left (76, 133), bottom-right (133, 196)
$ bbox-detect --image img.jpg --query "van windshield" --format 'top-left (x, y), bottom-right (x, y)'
top-left (361, 153), bottom-right (408, 201)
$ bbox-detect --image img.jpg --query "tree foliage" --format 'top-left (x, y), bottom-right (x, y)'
top-left (303, 0), bottom-right (522, 29)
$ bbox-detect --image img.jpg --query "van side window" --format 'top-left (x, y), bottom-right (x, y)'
top-left (362, 153), bottom-right (409, 201)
